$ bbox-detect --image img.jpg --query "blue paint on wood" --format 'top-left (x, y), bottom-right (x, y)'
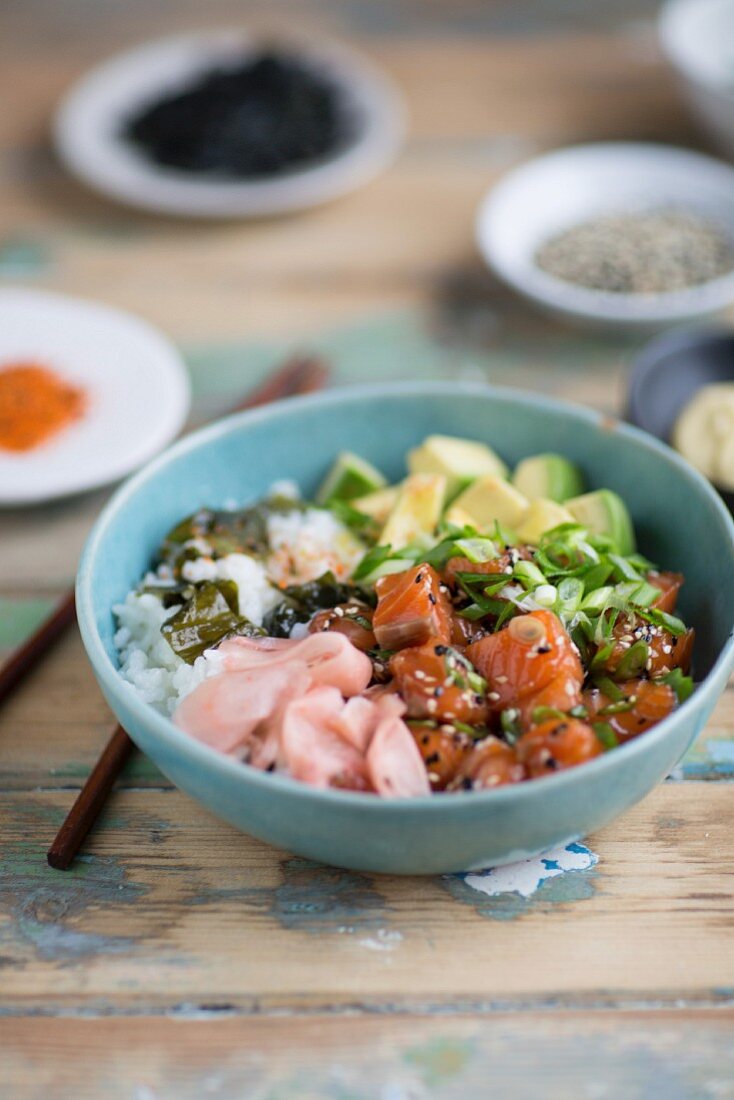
top-left (272, 858), bottom-right (388, 934)
top-left (0, 840), bottom-right (146, 962)
top-left (444, 842), bottom-right (599, 920)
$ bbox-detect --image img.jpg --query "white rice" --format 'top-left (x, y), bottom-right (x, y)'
top-left (266, 508), bottom-right (364, 586)
top-left (114, 503), bottom-right (364, 714)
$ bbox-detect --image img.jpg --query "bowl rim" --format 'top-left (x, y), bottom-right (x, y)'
top-left (476, 141), bottom-right (734, 325)
top-left (659, 0), bottom-right (734, 95)
top-left (54, 28), bottom-right (406, 218)
top-left (77, 380), bottom-right (734, 812)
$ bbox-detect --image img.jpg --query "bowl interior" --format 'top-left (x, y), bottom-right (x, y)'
top-left (83, 385), bottom-right (734, 688)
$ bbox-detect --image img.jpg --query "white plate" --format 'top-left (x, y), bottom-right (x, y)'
top-left (54, 30), bottom-right (405, 218)
top-left (0, 289), bottom-right (190, 505)
top-left (476, 142), bottom-right (734, 329)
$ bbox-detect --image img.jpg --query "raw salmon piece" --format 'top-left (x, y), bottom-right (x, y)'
top-left (308, 603), bottom-right (376, 652)
top-left (467, 610), bottom-right (583, 718)
top-left (599, 616), bottom-right (694, 679)
top-left (516, 717), bottom-right (602, 778)
top-left (450, 735), bottom-right (525, 791)
top-left (389, 638), bottom-right (489, 726)
top-left (279, 686), bottom-right (371, 791)
top-left (373, 564), bottom-right (452, 650)
top-left (442, 547), bottom-right (533, 590)
top-left (410, 723), bottom-right (473, 790)
top-left (174, 663), bottom-right (309, 756)
top-left (366, 714), bottom-right (432, 797)
top-left (647, 571), bottom-right (683, 614)
top-left (584, 678), bottom-right (677, 742)
top-left (218, 632), bottom-right (372, 696)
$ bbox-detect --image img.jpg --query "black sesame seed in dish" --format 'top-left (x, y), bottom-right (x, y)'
top-left (121, 49), bottom-right (359, 179)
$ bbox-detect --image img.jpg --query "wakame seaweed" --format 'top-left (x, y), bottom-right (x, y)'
top-left (157, 497), bottom-right (304, 573)
top-left (263, 571), bottom-right (374, 638)
top-left (161, 579), bottom-right (264, 663)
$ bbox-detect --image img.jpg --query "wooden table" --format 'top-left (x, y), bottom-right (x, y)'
top-left (2, 2), bottom-right (733, 1095)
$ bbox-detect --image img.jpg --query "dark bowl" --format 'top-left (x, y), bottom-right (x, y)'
top-left (627, 327), bottom-right (734, 513)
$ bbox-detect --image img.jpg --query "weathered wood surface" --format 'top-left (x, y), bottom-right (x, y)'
top-left (1, 783), bottom-right (732, 1013)
top-left (1, 0), bottom-right (734, 1095)
top-left (2, 1013), bottom-right (734, 1100)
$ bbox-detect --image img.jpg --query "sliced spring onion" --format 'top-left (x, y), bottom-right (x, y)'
top-left (637, 607), bottom-right (687, 637)
top-left (452, 537), bottom-right (499, 564)
top-left (556, 577), bottom-right (584, 616)
top-left (593, 721), bottom-right (619, 750)
top-left (614, 639), bottom-right (649, 680)
top-left (656, 667), bottom-right (695, 703)
top-left (513, 561), bottom-right (546, 589)
top-left (534, 584), bottom-right (558, 608)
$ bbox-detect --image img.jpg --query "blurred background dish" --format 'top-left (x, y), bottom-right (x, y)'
top-left (54, 30), bottom-right (405, 218)
top-left (627, 326), bottom-right (734, 509)
top-left (0, 288), bottom-right (190, 505)
top-left (475, 142), bottom-right (734, 330)
top-left (660, 0), bottom-right (734, 162)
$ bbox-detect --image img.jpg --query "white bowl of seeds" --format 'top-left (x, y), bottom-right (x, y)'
top-left (476, 143), bottom-right (734, 329)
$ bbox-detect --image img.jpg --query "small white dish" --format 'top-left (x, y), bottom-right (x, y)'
top-left (54, 30), bottom-right (405, 219)
top-left (0, 288), bottom-right (190, 506)
top-left (660, 0), bottom-right (734, 161)
top-left (476, 142), bottom-right (734, 329)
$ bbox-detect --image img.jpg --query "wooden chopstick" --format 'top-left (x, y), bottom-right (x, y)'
top-left (44, 354), bottom-right (330, 870)
top-left (0, 589), bottom-right (77, 708)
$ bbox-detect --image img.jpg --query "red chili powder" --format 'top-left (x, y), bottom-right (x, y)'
top-left (0, 362), bottom-right (87, 452)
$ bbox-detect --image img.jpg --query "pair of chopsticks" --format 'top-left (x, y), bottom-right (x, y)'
top-left (0, 355), bottom-right (330, 870)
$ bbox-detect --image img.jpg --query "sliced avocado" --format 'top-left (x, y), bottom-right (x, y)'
top-left (517, 498), bottom-right (574, 545)
top-left (449, 474), bottom-right (528, 531)
top-left (566, 489), bottom-right (635, 555)
top-left (407, 434), bottom-right (508, 500)
top-left (316, 451), bottom-right (387, 505)
top-left (513, 453), bottom-right (584, 503)
top-left (444, 503), bottom-right (483, 530)
top-left (380, 474), bottom-right (446, 549)
top-left (353, 484), bottom-right (401, 524)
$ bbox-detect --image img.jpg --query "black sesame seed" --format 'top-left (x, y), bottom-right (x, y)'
top-left (428, 593), bottom-right (437, 605)
top-left (546, 757), bottom-right (559, 770)
top-left (426, 752), bottom-right (440, 765)
top-left (434, 645), bottom-right (448, 655)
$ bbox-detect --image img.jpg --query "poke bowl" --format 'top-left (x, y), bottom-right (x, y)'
top-left (76, 383), bottom-right (734, 874)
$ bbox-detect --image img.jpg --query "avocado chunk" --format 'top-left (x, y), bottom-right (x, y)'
top-left (353, 484), bottom-right (400, 524)
top-left (380, 474), bottom-right (446, 549)
top-left (517, 498), bottom-right (574, 545)
top-left (566, 489), bottom-right (635, 554)
top-left (513, 453), bottom-right (584, 503)
top-left (449, 474), bottom-right (528, 532)
top-left (316, 451), bottom-right (387, 505)
top-left (407, 434), bottom-right (508, 499)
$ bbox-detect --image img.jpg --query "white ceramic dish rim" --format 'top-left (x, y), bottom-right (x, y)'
top-left (476, 142), bottom-right (734, 324)
top-left (54, 29), bottom-right (406, 218)
top-left (0, 287), bottom-right (190, 505)
top-left (659, 0), bottom-right (734, 95)
top-left (76, 380), bottom-right (734, 812)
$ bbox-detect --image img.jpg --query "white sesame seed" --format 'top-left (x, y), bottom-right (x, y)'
top-left (488, 691), bottom-right (501, 702)
top-left (333, 607), bottom-right (344, 617)
top-left (414, 670), bottom-right (426, 680)
top-left (495, 675), bottom-right (508, 684)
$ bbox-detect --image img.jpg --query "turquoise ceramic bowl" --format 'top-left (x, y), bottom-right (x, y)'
top-left (77, 383), bottom-right (734, 874)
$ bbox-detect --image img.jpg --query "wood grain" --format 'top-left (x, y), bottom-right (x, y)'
top-left (1, 784), bottom-right (732, 1013)
top-left (2, 1), bottom-right (734, 1091)
top-left (2, 1012), bottom-right (734, 1100)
